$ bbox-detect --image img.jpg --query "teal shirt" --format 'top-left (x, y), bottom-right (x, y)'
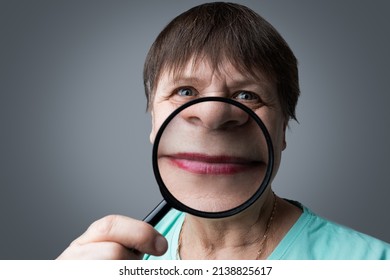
top-left (145, 203), bottom-right (390, 260)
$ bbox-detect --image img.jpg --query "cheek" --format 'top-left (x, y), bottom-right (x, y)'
top-left (271, 124), bottom-right (287, 177)
top-left (149, 106), bottom-right (174, 144)
top-left (275, 125), bottom-right (286, 150)
top-left (258, 114), bottom-right (286, 162)
top-left (150, 114), bottom-right (161, 144)
top-left (270, 124), bottom-right (286, 157)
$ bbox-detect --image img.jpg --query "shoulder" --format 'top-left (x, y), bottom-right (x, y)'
top-left (272, 202), bottom-right (390, 260)
top-left (303, 206), bottom-right (390, 259)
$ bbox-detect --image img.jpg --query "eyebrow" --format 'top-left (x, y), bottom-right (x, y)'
top-left (159, 76), bottom-right (205, 93)
top-left (167, 75), bottom-right (263, 89)
top-left (171, 76), bottom-right (204, 87)
top-left (159, 65), bottom-right (274, 96)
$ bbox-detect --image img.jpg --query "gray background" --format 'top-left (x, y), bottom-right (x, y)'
top-left (1, 0), bottom-right (389, 259)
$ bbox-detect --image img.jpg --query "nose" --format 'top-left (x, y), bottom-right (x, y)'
top-left (181, 100), bottom-right (249, 130)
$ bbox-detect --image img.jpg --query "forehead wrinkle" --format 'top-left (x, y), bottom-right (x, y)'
top-left (158, 60), bottom-right (214, 91)
top-left (157, 57), bottom-right (276, 96)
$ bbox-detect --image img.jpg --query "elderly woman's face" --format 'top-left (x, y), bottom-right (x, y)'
top-left (150, 59), bottom-right (287, 212)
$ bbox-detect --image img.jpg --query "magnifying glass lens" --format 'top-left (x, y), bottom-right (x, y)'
top-left (153, 97), bottom-right (273, 219)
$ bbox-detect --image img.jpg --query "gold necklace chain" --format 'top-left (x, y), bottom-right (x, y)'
top-left (255, 192), bottom-right (277, 259)
top-left (176, 192), bottom-right (278, 260)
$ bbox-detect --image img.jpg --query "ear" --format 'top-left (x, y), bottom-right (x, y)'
top-left (149, 110), bottom-right (156, 144)
top-left (282, 120), bottom-right (287, 151)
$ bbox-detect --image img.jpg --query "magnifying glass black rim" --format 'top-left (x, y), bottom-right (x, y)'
top-left (152, 97), bottom-right (274, 219)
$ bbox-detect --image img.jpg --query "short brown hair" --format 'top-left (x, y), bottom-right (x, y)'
top-left (143, 2), bottom-right (299, 121)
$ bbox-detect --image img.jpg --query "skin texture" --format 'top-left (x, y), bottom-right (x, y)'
top-left (150, 59), bottom-right (287, 187)
top-left (156, 100), bottom-right (270, 212)
top-left (150, 59), bottom-right (300, 259)
top-left (57, 59), bottom-right (301, 260)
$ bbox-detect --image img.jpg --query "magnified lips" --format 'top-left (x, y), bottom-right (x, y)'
top-left (165, 153), bottom-right (261, 175)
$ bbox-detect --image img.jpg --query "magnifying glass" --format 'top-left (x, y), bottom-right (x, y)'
top-left (144, 97), bottom-right (274, 226)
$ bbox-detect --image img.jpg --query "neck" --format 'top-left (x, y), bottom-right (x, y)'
top-left (179, 188), bottom-right (277, 259)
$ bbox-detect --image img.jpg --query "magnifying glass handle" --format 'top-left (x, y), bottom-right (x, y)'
top-left (143, 199), bottom-right (171, 227)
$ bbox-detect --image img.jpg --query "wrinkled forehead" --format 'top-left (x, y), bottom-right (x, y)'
top-left (161, 57), bottom-right (231, 85)
top-left (154, 55), bottom-right (275, 93)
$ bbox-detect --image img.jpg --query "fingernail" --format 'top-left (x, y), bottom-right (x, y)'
top-left (155, 235), bottom-right (168, 254)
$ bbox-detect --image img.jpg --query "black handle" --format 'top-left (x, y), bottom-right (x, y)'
top-left (143, 199), bottom-right (171, 227)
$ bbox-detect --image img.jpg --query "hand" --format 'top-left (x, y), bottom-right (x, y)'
top-left (57, 215), bottom-right (168, 259)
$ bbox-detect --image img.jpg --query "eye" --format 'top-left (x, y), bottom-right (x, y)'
top-left (233, 91), bottom-right (259, 101)
top-left (177, 87), bottom-right (195, 97)
top-left (170, 87), bottom-right (198, 105)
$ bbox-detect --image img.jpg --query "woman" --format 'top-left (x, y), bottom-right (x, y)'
top-left (58, 2), bottom-right (390, 260)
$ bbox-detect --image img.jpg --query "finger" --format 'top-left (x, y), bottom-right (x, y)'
top-left (57, 241), bottom-right (142, 260)
top-left (73, 215), bottom-right (168, 256)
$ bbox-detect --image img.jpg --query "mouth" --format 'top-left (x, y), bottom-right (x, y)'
top-left (163, 153), bottom-right (262, 175)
